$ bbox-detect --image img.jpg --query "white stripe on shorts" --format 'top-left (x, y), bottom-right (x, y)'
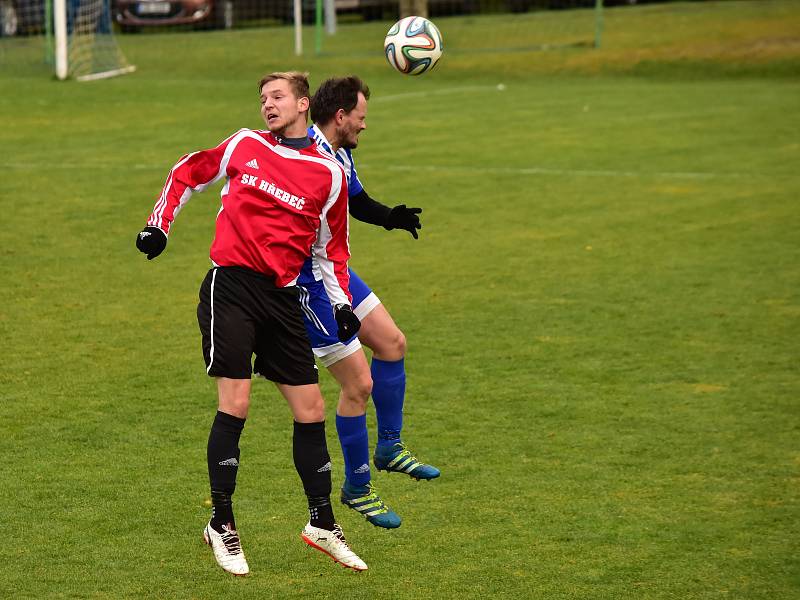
top-left (298, 286), bottom-right (330, 336)
top-left (206, 268), bottom-right (218, 374)
top-left (313, 337), bottom-right (363, 368)
top-left (353, 292), bottom-right (381, 322)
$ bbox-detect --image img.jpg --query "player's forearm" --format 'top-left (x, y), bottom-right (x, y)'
top-left (348, 190), bottom-right (392, 227)
top-left (148, 152), bottom-right (220, 233)
top-left (148, 131), bottom-right (239, 234)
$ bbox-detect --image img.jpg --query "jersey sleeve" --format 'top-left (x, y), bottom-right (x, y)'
top-left (145, 131), bottom-right (239, 234)
top-left (346, 148), bottom-right (364, 197)
top-left (348, 189), bottom-right (392, 226)
top-left (313, 166), bottom-right (352, 306)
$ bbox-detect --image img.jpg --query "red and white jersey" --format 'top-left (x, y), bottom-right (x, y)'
top-left (146, 129), bottom-right (351, 305)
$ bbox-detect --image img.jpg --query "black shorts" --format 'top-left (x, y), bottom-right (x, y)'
top-left (197, 266), bottom-right (318, 385)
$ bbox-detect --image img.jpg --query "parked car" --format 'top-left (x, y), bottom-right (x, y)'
top-left (112, 0), bottom-right (608, 33)
top-left (113, 0), bottom-right (221, 30)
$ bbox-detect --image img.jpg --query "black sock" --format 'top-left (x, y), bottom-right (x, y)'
top-left (207, 411), bottom-right (245, 530)
top-left (308, 495), bottom-right (336, 531)
top-left (293, 421), bottom-right (335, 530)
top-left (210, 489), bottom-right (235, 531)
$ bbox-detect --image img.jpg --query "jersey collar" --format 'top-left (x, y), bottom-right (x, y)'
top-left (310, 123), bottom-right (337, 155)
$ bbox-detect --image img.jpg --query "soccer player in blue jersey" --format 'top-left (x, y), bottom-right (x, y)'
top-left (297, 76), bottom-right (440, 529)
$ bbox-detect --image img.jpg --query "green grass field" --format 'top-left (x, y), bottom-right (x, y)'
top-left (1, 1), bottom-right (799, 597)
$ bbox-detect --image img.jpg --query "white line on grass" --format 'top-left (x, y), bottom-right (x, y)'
top-left (2, 161), bottom-right (793, 181)
top-left (2, 163), bottom-right (166, 170)
top-left (373, 84), bottom-right (506, 103)
top-left (361, 164), bottom-right (785, 181)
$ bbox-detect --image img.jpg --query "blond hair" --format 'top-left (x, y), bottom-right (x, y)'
top-left (257, 71), bottom-right (310, 101)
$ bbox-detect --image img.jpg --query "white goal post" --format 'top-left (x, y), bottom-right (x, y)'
top-left (54, 0), bottom-right (67, 79)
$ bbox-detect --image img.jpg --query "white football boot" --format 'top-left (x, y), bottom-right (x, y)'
top-left (203, 521), bottom-right (250, 576)
top-left (301, 523), bottom-right (368, 571)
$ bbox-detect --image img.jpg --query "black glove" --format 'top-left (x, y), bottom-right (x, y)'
top-left (136, 226), bottom-right (167, 260)
top-left (385, 204), bottom-right (422, 239)
top-left (334, 304), bottom-right (361, 342)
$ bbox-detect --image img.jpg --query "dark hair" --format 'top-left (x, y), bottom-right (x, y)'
top-left (310, 76), bottom-right (371, 126)
top-left (257, 71), bottom-right (310, 101)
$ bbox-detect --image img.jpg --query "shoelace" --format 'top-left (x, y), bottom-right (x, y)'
top-left (393, 443), bottom-right (421, 465)
top-left (332, 524), bottom-right (352, 549)
top-left (219, 526), bottom-right (243, 555)
top-left (357, 483), bottom-right (389, 514)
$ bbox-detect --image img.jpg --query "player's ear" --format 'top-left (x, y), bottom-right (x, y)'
top-left (298, 96), bottom-right (310, 113)
top-left (335, 108), bottom-right (346, 124)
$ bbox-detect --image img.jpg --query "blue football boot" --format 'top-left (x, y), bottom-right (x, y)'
top-left (373, 442), bottom-right (441, 481)
top-left (340, 481), bottom-right (402, 529)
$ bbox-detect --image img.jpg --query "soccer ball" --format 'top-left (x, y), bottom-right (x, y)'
top-left (384, 16), bottom-right (443, 76)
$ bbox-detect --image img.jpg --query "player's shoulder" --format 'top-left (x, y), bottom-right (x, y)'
top-left (249, 128), bottom-right (276, 143)
top-left (219, 128), bottom-right (273, 147)
top-left (312, 142), bottom-right (338, 163)
top-left (230, 127), bottom-right (260, 138)
top-left (306, 143), bottom-right (346, 174)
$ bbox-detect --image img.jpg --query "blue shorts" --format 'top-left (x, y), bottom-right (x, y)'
top-left (297, 268), bottom-right (381, 367)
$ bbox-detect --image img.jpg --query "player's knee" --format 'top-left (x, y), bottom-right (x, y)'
top-left (307, 407), bottom-right (326, 422)
top-left (393, 329), bottom-right (407, 357)
top-left (381, 328), bottom-right (406, 360)
top-left (221, 396), bottom-right (250, 419)
top-left (367, 325), bottom-right (407, 361)
top-left (354, 374), bottom-right (374, 403)
top-left (343, 372), bottom-right (373, 407)
top-left (217, 382), bottom-right (251, 418)
top-left (299, 396), bottom-right (326, 422)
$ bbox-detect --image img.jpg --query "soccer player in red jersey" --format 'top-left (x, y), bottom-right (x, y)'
top-left (136, 72), bottom-right (366, 574)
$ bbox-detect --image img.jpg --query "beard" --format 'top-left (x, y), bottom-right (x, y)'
top-left (339, 125), bottom-right (360, 150)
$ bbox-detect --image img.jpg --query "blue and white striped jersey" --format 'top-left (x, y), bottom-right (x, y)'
top-left (308, 124), bottom-right (364, 197)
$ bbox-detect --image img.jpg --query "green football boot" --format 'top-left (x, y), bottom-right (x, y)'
top-left (340, 481), bottom-right (402, 529)
top-left (373, 442), bottom-right (441, 480)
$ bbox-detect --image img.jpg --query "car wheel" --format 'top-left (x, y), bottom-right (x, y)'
top-left (0, 0), bottom-right (19, 37)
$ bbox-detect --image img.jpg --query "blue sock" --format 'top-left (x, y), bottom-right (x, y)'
top-left (335, 413), bottom-right (370, 488)
top-left (371, 358), bottom-right (405, 448)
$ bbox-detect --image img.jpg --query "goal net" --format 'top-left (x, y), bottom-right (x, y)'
top-left (62, 0), bottom-right (135, 80)
top-left (0, 0), bottom-right (134, 80)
